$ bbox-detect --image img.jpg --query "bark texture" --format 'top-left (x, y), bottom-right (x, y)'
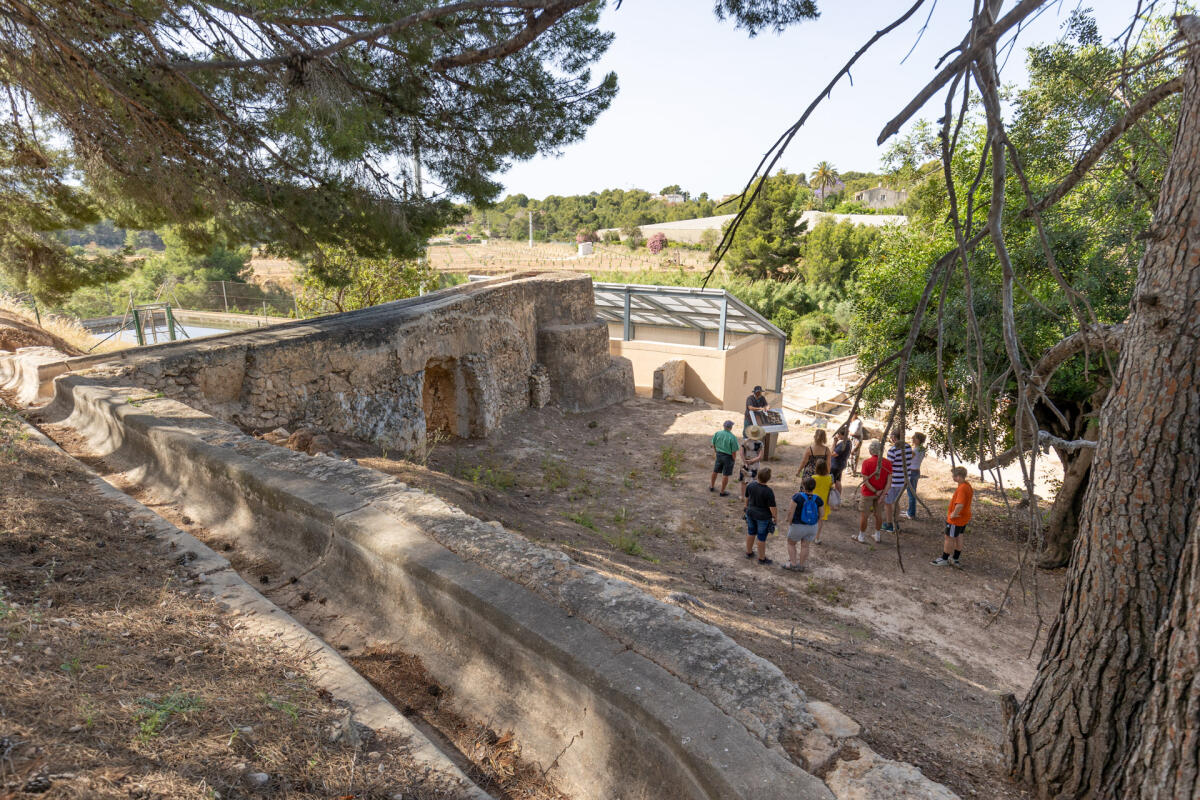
top-left (1120, 512), bottom-right (1200, 798)
top-left (1038, 444), bottom-right (1092, 570)
top-left (1007, 17), bottom-right (1200, 798)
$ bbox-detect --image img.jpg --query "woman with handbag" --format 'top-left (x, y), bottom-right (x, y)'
top-left (796, 429), bottom-right (831, 482)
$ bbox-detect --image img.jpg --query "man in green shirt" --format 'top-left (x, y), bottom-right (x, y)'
top-left (709, 420), bottom-right (740, 497)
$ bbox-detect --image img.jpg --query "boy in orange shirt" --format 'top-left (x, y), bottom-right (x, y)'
top-left (933, 466), bottom-right (973, 567)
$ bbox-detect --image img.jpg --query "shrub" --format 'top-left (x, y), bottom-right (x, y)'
top-left (610, 531), bottom-right (645, 557)
top-left (601, 230), bottom-right (621, 243)
top-left (647, 232), bottom-right (667, 254)
top-left (566, 511), bottom-right (598, 531)
top-left (785, 344), bottom-right (832, 368)
top-left (829, 339), bottom-right (854, 358)
top-left (659, 446), bottom-right (684, 480)
top-left (790, 310), bottom-right (839, 346)
top-left (576, 229), bottom-right (598, 243)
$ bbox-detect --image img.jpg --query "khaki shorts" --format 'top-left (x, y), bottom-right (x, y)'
top-left (859, 493), bottom-right (881, 512)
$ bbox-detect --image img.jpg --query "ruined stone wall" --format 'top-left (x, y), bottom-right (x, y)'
top-left (60, 273), bottom-right (632, 452)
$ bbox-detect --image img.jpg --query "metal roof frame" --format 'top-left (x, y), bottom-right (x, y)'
top-left (594, 282), bottom-right (786, 393)
top-left (593, 282), bottom-right (786, 343)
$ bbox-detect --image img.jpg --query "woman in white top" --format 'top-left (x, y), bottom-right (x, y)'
top-left (846, 412), bottom-right (865, 475)
top-left (902, 431), bottom-right (927, 519)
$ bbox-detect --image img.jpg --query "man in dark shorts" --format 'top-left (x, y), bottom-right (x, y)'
top-left (744, 385), bottom-right (769, 437)
top-left (743, 467), bottom-right (778, 564)
top-left (709, 420), bottom-right (739, 496)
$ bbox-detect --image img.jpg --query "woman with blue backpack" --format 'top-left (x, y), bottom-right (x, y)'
top-left (781, 476), bottom-right (824, 572)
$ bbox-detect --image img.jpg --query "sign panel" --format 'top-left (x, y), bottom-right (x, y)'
top-left (751, 408), bottom-right (788, 433)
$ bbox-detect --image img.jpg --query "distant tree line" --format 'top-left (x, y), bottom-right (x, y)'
top-left (461, 169), bottom-right (914, 247)
top-left (460, 188), bottom-right (725, 242)
top-left (58, 221), bottom-right (165, 252)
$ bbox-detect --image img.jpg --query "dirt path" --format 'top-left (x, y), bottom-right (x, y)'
top-left (357, 397), bottom-right (1059, 799)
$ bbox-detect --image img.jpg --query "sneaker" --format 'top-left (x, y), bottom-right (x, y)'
top-left (952, 558), bottom-right (962, 568)
top-left (855, 533), bottom-right (867, 544)
top-left (745, 551), bottom-right (755, 559)
top-left (931, 556), bottom-right (951, 566)
top-left (719, 491), bottom-right (730, 497)
top-left (900, 512), bottom-right (913, 520)
top-left (758, 557), bottom-right (774, 565)
top-left (709, 487), bottom-right (715, 492)
top-left (881, 522), bottom-right (895, 532)
top-left (873, 530), bottom-right (882, 543)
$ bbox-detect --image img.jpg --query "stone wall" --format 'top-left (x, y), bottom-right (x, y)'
top-left (653, 358), bottom-right (687, 399)
top-left (55, 273), bottom-right (632, 453)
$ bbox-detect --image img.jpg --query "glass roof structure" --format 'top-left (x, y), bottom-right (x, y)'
top-left (592, 282), bottom-right (786, 346)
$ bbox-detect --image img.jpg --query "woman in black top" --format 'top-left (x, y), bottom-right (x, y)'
top-left (797, 429), bottom-right (831, 482)
top-left (830, 429), bottom-right (852, 491)
top-left (743, 468), bottom-right (778, 565)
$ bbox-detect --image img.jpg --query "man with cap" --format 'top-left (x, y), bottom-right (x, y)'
top-left (744, 385), bottom-right (769, 437)
top-left (710, 420), bottom-right (739, 497)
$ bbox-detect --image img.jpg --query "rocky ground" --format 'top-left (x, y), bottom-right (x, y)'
top-left (0, 402), bottom-right (474, 800)
top-left (347, 396), bottom-right (1063, 800)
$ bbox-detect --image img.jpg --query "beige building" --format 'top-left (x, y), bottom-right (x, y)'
top-left (854, 185), bottom-right (909, 210)
top-left (594, 282), bottom-right (786, 410)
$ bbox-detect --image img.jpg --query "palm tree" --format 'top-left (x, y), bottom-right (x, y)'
top-left (812, 161), bottom-right (839, 198)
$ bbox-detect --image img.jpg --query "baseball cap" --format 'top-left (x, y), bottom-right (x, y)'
top-left (753, 385), bottom-right (763, 392)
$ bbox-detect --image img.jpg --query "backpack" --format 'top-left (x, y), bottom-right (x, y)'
top-left (799, 493), bottom-right (820, 526)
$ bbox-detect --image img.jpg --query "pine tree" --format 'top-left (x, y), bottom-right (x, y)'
top-left (721, 172), bottom-right (804, 279)
top-left (0, 1), bottom-right (618, 299)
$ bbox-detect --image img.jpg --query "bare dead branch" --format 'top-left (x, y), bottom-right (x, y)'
top-left (704, 0), bottom-right (929, 284)
top-left (981, 431), bottom-right (1098, 471)
top-left (1022, 75), bottom-right (1183, 217)
top-left (876, 0), bottom-right (1046, 145)
top-left (977, 324), bottom-right (1126, 469)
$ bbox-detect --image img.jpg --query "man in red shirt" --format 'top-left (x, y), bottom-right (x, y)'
top-left (857, 440), bottom-right (892, 544)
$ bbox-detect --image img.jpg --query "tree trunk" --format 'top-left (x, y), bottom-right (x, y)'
top-left (1006, 16), bottom-right (1200, 798)
top-left (1119, 512), bottom-right (1200, 798)
top-left (1038, 410), bottom-right (1100, 570)
top-left (1038, 446), bottom-right (1091, 570)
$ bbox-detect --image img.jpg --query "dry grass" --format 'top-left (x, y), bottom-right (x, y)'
top-left (0, 404), bottom-right (469, 800)
top-left (0, 295), bottom-right (125, 354)
top-left (425, 239), bottom-right (712, 274)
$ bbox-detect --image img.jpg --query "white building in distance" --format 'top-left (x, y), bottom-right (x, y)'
top-left (854, 185), bottom-right (909, 210)
top-left (595, 210), bottom-right (905, 245)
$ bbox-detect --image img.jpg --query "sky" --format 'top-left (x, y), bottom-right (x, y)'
top-left (496, 0), bottom-right (1145, 200)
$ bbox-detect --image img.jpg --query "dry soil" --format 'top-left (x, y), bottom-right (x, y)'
top-left (358, 396), bottom-right (1062, 800)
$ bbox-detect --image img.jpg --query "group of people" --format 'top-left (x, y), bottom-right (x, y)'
top-left (709, 408), bottom-right (974, 572)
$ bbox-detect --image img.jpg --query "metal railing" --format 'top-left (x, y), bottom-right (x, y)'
top-left (783, 355), bottom-right (859, 384)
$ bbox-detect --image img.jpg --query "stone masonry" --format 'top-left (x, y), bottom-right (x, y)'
top-left (57, 273), bottom-right (633, 453)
